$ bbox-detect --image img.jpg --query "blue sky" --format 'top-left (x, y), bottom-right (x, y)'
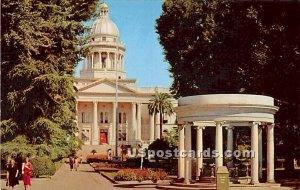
top-left (75, 0), bottom-right (172, 88)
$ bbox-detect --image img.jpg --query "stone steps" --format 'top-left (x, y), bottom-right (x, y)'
top-left (77, 144), bottom-right (117, 161)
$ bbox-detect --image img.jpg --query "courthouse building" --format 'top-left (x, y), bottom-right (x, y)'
top-left (75, 3), bottom-right (177, 146)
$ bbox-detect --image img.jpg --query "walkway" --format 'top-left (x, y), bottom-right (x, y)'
top-left (1, 163), bottom-right (293, 190)
top-left (1, 163), bottom-right (156, 190)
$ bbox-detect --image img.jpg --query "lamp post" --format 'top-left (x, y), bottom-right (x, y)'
top-left (115, 42), bottom-right (119, 158)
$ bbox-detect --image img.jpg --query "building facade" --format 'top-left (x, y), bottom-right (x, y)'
top-left (75, 3), bottom-right (177, 146)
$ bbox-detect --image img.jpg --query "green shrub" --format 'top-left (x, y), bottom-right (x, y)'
top-left (31, 157), bottom-right (56, 177)
top-left (114, 170), bottom-right (137, 181)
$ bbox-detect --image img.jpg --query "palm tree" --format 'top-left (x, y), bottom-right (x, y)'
top-left (148, 92), bottom-right (175, 138)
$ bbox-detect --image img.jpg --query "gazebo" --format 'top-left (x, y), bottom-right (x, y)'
top-left (175, 94), bottom-right (279, 184)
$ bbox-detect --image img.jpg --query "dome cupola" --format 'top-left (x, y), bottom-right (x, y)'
top-left (81, 2), bottom-right (126, 80)
top-left (90, 2), bottom-right (119, 38)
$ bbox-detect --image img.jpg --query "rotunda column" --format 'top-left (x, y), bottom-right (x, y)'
top-left (215, 121), bottom-right (224, 168)
top-left (184, 123), bottom-right (192, 184)
top-left (267, 123), bottom-right (275, 183)
top-left (178, 125), bottom-right (185, 179)
top-left (196, 125), bottom-right (204, 179)
top-left (251, 122), bottom-right (260, 184)
top-left (258, 126), bottom-right (263, 180)
top-left (226, 125), bottom-right (234, 168)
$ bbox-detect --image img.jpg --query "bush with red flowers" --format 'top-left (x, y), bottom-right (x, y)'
top-left (114, 168), bottom-right (168, 182)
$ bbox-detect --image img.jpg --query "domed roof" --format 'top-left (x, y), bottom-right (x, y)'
top-left (90, 3), bottom-right (119, 37)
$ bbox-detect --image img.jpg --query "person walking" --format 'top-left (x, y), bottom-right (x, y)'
top-left (22, 157), bottom-right (32, 190)
top-left (74, 156), bottom-right (79, 171)
top-left (69, 155), bottom-right (74, 171)
top-left (79, 155), bottom-right (83, 164)
top-left (6, 159), bottom-right (19, 190)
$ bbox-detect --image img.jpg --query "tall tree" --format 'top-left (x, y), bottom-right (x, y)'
top-left (148, 92), bottom-right (175, 139)
top-left (1, 0), bottom-right (98, 160)
top-left (157, 0), bottom-right (300, 177)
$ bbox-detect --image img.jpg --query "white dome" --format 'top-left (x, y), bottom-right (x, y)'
top-left (90, 3), bottom-right (119, 37)
top-left (91, 18), bottom-right (119, 37)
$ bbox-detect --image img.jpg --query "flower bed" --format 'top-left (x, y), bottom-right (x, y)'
top-left (87, 154), bottom-right (108, 163)
top-left (114, 169), bottom-right (168, 182)
top-left (92, 162), bottom-right (119, 168)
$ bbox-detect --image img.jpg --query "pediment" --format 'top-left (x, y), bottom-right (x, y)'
top-left (78, 79), bottom-right (136, 94)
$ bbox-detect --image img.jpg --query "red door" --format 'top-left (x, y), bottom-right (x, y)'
top-left (100, 132), bottom-right (107, 144)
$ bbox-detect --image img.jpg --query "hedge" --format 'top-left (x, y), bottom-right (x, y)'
top-left (31, 157), bottom-right (56, 177)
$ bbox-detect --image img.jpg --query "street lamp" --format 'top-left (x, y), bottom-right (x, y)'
top-left (115, 42), bottom-right (119, 158)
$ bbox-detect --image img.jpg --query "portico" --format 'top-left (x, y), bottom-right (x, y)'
top-left (175, 94), bottom-right (279, 184)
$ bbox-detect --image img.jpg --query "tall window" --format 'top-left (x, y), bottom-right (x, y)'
top-left (81, 112), bottom-right (89, 123)
top-left (118, 112), bottom-right (122, 123)
top-left (123, 113), bottom-right (127, 123)
top-left (105, 112), bottom-right (108, 123)
top-left (100, 112), bottom-right (104, 123)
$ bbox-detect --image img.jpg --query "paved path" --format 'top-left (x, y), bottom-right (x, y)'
top-left (1, 164), bottom-right (294, 190)
top-left (1, 163), bottom-right (156, 190)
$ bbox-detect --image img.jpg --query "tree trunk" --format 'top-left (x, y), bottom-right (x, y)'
top-left (160, 113), bottom-right (163, 138)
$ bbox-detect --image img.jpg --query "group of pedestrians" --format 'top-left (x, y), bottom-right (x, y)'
top-left (6, 156), bottom-right (32, 190)
top-left (68, 155), bottom-right (82, 171)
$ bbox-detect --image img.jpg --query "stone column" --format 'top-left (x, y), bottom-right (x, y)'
top-left (149, 113), bottom-right (155, 143)
top-left (178, 125), bottom-right (185, 179)
top-left (215, 122), bottom-right (224, 168)
top-left (115, 51), bottom-right (117, 70)
top-left (258, 126), bottom-right (263, 180)
top-left (131, 103), bottom-right (137, 143)
top-left (184, 124), bottom-right (192, 184)
top-left (267, 124), bottom-right (275, 183)
top-left (226, 125), bottom-right (234, 168)
top-left (91, 53), bottom-right (94, 69)
top-left (92, 101), bottom-right (98, 145)
top-left (106, 51), bottom-right (109, 69)
top-left (251, 122), bottom-right (260, 184)
top-left (137, 103), bottom-right (142, 141)
top-left (111, 102), bottom-right (116, 145)
top-left (154, 113), bottom-right (160, 139)
top-left (196, 126), bottom-right (204, 178)
top-left (122, 55), bottom-right (124, 70)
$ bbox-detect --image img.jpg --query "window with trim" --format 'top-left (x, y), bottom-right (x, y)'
top-left (118, 112), bottom-right (122, 123)
top-left (82, 112), bottom-right (89, 123)
top-left (105, 112), bottom-right (108, 123)
top-left (100, 112), bottom-right (104, 123)
top-left (123, 113), bottom-right (127, 123)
